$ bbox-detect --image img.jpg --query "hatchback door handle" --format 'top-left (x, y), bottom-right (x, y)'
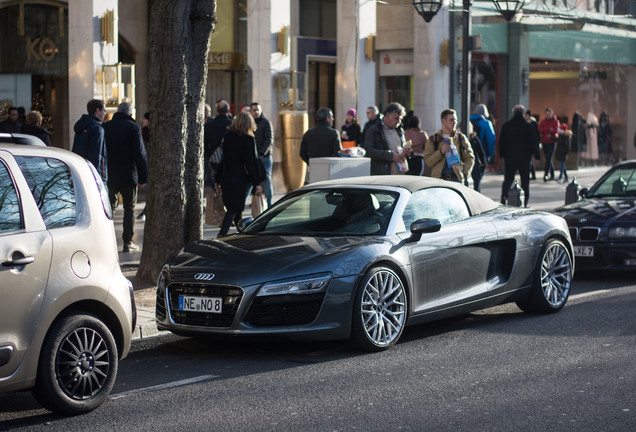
top-left (2, 256), bottom-right (35, 267)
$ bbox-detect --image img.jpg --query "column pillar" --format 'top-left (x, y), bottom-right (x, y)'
top-left (505, 22), bottom-right (529, 116)
top-left (413, 7), bottom-right (450, 134)
top-left (68, 0), bottom-right (118, 146)
top-left (336, 0), bottom-right (376, 124)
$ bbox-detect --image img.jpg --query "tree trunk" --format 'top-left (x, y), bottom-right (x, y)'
top-left (137, 0), bottom-right (216, 283)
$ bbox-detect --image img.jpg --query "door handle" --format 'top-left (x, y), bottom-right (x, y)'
top-left (2, 256), bottom-right (35, 267)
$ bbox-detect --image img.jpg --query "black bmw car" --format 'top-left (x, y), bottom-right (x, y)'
top-left (553, 160), bottom-right (636, 270)
top-left (156, 176), bottom-right (573, 351)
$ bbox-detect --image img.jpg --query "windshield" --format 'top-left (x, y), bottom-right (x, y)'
top-left (243, 188), bottom-right (399, 236)
top-left (587, 165), bottom-right (636, 198)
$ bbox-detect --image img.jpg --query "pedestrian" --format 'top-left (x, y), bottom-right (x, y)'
top-left (204, 103), bottom-right (213, 123)
top-left (72, 99), bottom-right (108, 181)
top-left (555, 124), bottom-right (571, 183)
top-left (21, 110), bottom-right (51, 146)
top-left (249, 102), bottom-right (274, 207)
top-left (467, 121), bottom-right (486, 191)
top-left (299, 107), bottom-right (342, 164)
top-left (423, 108), bottom-right (474, 183)
top-left (341, 108), bottom-right (362, 146)
top-left (363, 102), bottom-right (410, 175)
top-left (403, 112), bottom-right (428, 176)
top-left (598, 111), bottom-right (612, 165)
top-left (216, 112), bottom-right (263, 237)
top-left (499, 104), bottom-right (541, 207)
top-left (524, 109), bottom-right (540, 180)
top-left (538, 107), bottom-right (560, 181)
top-left (469, 104), bottom-right (496, 168)
top-left (361, 105), bottom-right (381, 144)
top-left (0, 106), bottom-right (23, 133)
top-left (103, 102), bottom-right (148, 253)
top-left (204, 100), bottom-right (233, 187)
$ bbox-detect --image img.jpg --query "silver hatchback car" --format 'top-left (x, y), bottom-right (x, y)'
top-left (0, 135), bottom-right (135, 414)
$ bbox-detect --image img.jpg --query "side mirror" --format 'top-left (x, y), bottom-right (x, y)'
top-left (579, 188), bottom-right (588, 198)
top-left (237, 217), bottom-right (254, 232)
top-left (407, 218), bottom-right (442, 242)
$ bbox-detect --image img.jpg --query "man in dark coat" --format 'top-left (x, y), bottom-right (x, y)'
top-left (250, 102), bottom-right (274, 206)
top-left (299, 107), bottom-right (342, 164)
top-left (21, 110), bottom-right (51, 146)
top-left (499, 104), bottom-right (541, 207)
top-left (204, 100), bottom-right (233, 186)
top-left (363, 102), bottom-right (409, 175)
top-left (103, 102), bottom-right (148, 252)
top-left (0, 106), bottom-right (22, 133)
top-left (361, 105), bottom-right (381, 144)
top-left (72, 99), bottom-right (108, 180)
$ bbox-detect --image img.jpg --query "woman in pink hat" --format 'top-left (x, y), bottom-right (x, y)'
top-left (341, 108), bottom-right (362, 147)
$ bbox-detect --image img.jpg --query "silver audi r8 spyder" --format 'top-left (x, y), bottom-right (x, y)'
top-left (156, 176), bottom-right (574, 351)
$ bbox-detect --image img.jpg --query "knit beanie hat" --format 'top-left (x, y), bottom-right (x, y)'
top-left (346, 109), bottom-right (356, 117)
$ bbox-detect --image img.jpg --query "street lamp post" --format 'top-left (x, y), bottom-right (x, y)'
top-left (413, 0), bottom-right (525, 130)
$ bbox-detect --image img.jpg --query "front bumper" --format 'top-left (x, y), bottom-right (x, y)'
top-left (155, 275), bottom-right (359, 341)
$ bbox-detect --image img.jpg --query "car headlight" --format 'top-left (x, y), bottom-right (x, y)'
top-left (257, 273), bottom-right (332, 297)
top-left (608, 227), bottom-right (636, 239)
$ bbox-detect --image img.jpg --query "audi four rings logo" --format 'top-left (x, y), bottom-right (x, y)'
top-left (194, 273), bottom-right (215, 281)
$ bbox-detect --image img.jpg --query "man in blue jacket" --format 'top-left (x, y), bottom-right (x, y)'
top-left (103, 102), bottom-right (148, 253)
top-left (72, 99), bottom-right (108, 180)
top-left (469, 104), bottom-right (496, 167)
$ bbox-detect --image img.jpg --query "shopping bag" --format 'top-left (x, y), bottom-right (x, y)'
top-left (205, 188), bottom-right (226, 226)
top-left (251, 192), bottom-right (267, 218)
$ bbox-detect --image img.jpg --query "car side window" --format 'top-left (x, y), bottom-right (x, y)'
top-left (402, 187), bottom-right (470, 231)
top-left (0, 160), bottom-right (22, 233)
top-left (14, 156), bottom-right (76, 229)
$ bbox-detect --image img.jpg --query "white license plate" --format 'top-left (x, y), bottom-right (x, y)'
top-left (574, 246), bottom-right (594, 257)
top-left (178, 296), bottom-right (222, 313)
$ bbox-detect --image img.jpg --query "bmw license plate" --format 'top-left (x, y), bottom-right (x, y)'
top-left (574, 246), bottom-right (594, 257)
top-left (178, 296), bottom-right (222, 313)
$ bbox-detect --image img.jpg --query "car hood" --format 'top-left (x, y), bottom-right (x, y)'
top-left (553, 198), bottom-right (636, 224)
top-left (164, 234), bottom-right (389, 285)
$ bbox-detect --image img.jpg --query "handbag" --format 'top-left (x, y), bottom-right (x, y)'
top-left (210, 143), bottom-right (223, 165)
top-left (205, 188), bottom-right (226, 226)
top-left (251, 192), bottom-right (267, 218)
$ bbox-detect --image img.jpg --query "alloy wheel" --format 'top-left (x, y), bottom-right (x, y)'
top-left (360, 269), bottom-right (407, 347)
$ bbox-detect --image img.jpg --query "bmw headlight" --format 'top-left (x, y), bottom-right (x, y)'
top-left (609, 227), bottom-right (636, 239)
top-left (257, 273), bottom-right (332, 297)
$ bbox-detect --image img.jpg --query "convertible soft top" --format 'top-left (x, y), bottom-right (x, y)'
top-left (306, 175), bottom-right (500, 216)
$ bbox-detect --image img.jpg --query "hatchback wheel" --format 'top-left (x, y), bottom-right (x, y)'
top-left (517, 239), bottom-right (572, 313)
top-left (34, 313), bottom-right (118, 415)
top-left (352, 267), bottom-right (407, 351)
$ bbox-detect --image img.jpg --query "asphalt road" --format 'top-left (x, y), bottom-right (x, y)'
top-left (1, 273), bottom-right (634, 431)
top-left (4, 164), bottom-right (634, 431)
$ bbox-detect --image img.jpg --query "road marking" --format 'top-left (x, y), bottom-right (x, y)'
top-left (570, 286), bottom-right (634, 302)
top-left (109, 374), bottom-right (219, 400)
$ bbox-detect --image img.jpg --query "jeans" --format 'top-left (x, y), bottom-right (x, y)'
top-left (108, 184), bottom-right (138, 243)
top-left (542, 143), bottom-right (555, 179)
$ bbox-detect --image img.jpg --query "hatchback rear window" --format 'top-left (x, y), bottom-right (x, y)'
top-left (14, 156), bottom-right (76, 228)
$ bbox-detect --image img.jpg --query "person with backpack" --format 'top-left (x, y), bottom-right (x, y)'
top-left (469, 104), bottom-right (496, 168)
top-left (423, 108), bottom-right (474, 183)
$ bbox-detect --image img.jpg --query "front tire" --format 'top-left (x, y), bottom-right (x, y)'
top-left (33, 313), bottom-right (118, 415)
top-left (517, 238), bottom-right (572, 313)
top-left (352, 267), bottom-right (407, 351)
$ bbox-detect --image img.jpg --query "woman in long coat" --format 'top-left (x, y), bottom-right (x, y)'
top-left (216, 112), bottom-right (263, 237)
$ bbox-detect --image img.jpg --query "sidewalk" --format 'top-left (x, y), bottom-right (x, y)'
top-left (118, 166), bottom-right (608, 340)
